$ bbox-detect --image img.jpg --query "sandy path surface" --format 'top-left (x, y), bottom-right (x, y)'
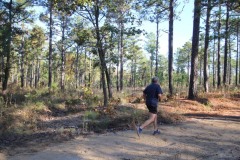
top-left (4, 118), bottom-right (240, 160)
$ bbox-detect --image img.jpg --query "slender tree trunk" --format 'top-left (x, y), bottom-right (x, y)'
top-left (134, 58), bottom-right (137, 89)
top-left (168, 0), bottom-right (174, 96)
top-left (155, 15), bottom-right (159, 76)
top-left (75, 46), bottom-right (79, 89)
top-left (95, 2), bottom-right (108, 106)
top-left (25, 66), bottom-right (28, 87)
top-left (223, 1), bottom-right (229, 86)
top-left (188, 0), bottom-right (201, 100)
top-left (20, 44), bottom-right (25, 88)
top-left (30, 64), bottom-right (33, 88)
top-left (199, 56), bottom-right (202, 85)
top-left (116, 40), bottom-right (120, 91)
top-left (120, 21), bottom-right (124, 91)
top-left (203, 0), bottom-right (211, 92)
top-left (228, 38), bottom-right (231, 85)
top-left (150, 53), bottom-right (153, 78)
top-left (60, 16), bottom-right (66, 91)
top-left (2, 0), bottom-right (12, 99)
top-left (217, 2), bottom-right (221, 88)
top-left (130, 59), bottom-right (134, 87)
top-left (236, 22), bottom-right (239, 86)
top-left (16, 54), bottom-right (21, 84)
top-left (187, 50), bottom-right (190, 86)
top-left (0, 52), bottom-right (4, 83)
top-left (48, 0), bottom-right (53, 90)
top-left (105, 65), bottom-right (113, 99)
top-left (35, 58), bottom-right (40, 88)
top-left (84, 48), bottom-right (87, 86)
top-left (88, 51), bottom-right (91, 87)
top-left (213, 30), bottom-right (216, 88)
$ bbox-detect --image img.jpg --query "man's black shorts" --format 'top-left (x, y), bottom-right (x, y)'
top-left (147, 105), bottom-right (157, 114)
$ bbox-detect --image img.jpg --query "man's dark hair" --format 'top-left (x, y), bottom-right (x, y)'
top-left (152, 77), bottom-right (159, 83)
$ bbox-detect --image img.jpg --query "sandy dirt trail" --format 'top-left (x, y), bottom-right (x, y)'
top-left (3, 117), bottom-right (240, 160)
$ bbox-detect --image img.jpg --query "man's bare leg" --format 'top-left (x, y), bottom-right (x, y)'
top-left (153, 115), bottom-right (157, 130)
top-left (140, 113), bottom-right (156, 129)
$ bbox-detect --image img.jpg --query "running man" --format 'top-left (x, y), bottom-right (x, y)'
top-left (137, 77), bottom-right (163, 136)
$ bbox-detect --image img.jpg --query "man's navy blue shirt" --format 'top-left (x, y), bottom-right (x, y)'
top-left (143, 83), bottom-right (163, 107)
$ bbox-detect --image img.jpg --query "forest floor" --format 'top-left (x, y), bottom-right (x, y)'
top-left (0, 91), bottom-right (240, 160)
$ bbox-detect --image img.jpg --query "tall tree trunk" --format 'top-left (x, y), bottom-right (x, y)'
top-left (217, 2), bottom-right (221, 88)
top-left (105, 65), bottom-right (113, 99)
top-left (20, 43), bottom-right (25, 88)
top-left (213, 30), bottom-right (216, 88)
top-left (95, 2), bottom-right (108, 106)
top-left (0, 53), bottom-right (4, 83)
top-left (60, 16), bottom-right (66, 91)
top-left (84, 48), bottom-right (87, 86)
top-left (203, 0), bottom-right (211, 92)
top-left (116, 40), bottom-right (120, 91)
top-left (30, 64), bottom-right (33, 88)
top-left (168, 0), bottom-right (174, 96)
top-left (88, 53), bottom-right (91, 88)
top-left (134, 58), bottom-right (137, 89)
top-left (120, 21), bottom-right (124, 91)
top-left (48, 0), bottom-right (53, 90)
top-left (150, 53), bottom-right (153, 78)
top-left (155, 15), bottom-right (159, 76)
top-left (188, 0), bottom-right (201, 100)
top-left (223, 1), bottom-right (229, 86)
top-left (228, 38), bottom-right (231, 85)
top-left (199, 56), bottom-right (202, 85)
top-left (24, 65), bottom-right (27, 87)
top-left (187, 49), bottom-right (190, 86)
top-left (236, 22), bottom-right (239, 86)
top-left (75, 46), bottom-right (79, 89)
top-left (104, 44), bottom-right (113, 98)
top-left (130, 59), bottom-right (133, 87)
top-left (2, 0), bottom-right (13, 99)
top-left (35, 58), bottom-right (40, 88)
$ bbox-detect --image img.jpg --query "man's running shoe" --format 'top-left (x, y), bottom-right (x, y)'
top-left (153, 129), bottom-right (160, 135)
top-left (136, 126), bottom-right (142, 137)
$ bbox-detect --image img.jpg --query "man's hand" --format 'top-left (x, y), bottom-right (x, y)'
top-left (158, 94), bottom-right (162, 102)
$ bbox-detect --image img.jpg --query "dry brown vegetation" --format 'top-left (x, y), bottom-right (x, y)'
top-left (0, 88), bottom-right (239, 156)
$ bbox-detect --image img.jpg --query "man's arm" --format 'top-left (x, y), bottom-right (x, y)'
top-left (158, 94), bottom-right (162, 101)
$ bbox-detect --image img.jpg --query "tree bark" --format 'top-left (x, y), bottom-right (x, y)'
top-left (168, 0), bottom-right (174, 96)
top-left (203, 0), bottom-right (211, 93)
top-left (188, 0), bottom-right (201, 100)
top-left (85, 48), bottom-right (88, 87)
top-left (116, 39), bottom-right (120, 91)
top-left (228, 37), bottom-right (231, 85)
top-left (236, 22), bottom-right (239, 86)
top-left (155, 15), bottom-right (159, 76)
top-left (35, 58), bottom-right (40, 88)
top-left (120, 20), bottom-right (124, 91)
top-left (213, 29), bottom-right (216, 88)
top-left (60, 15), bottom-right (66, 91)
top-left (2, 0), bottom-right (13, 99)
top-left (48, 0), bottom-right (53, 90)
top-left (95, 2), bottom-right (108, 106)
top-left (20, 40), bottom-right (25, 88)
top-left (223, 1), bottom-right (229, 86)
top-left (29, 64), bottom-right (33, 88)
top-left (75, 46), bottom-right (79, 89)
top-left (217, 2), bottom-right (221, 88)
top-left (199, 56), bottom-right (202, 85)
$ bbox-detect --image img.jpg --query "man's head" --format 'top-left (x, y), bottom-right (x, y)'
top-left (151, 76), bottom-right (159, 83)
